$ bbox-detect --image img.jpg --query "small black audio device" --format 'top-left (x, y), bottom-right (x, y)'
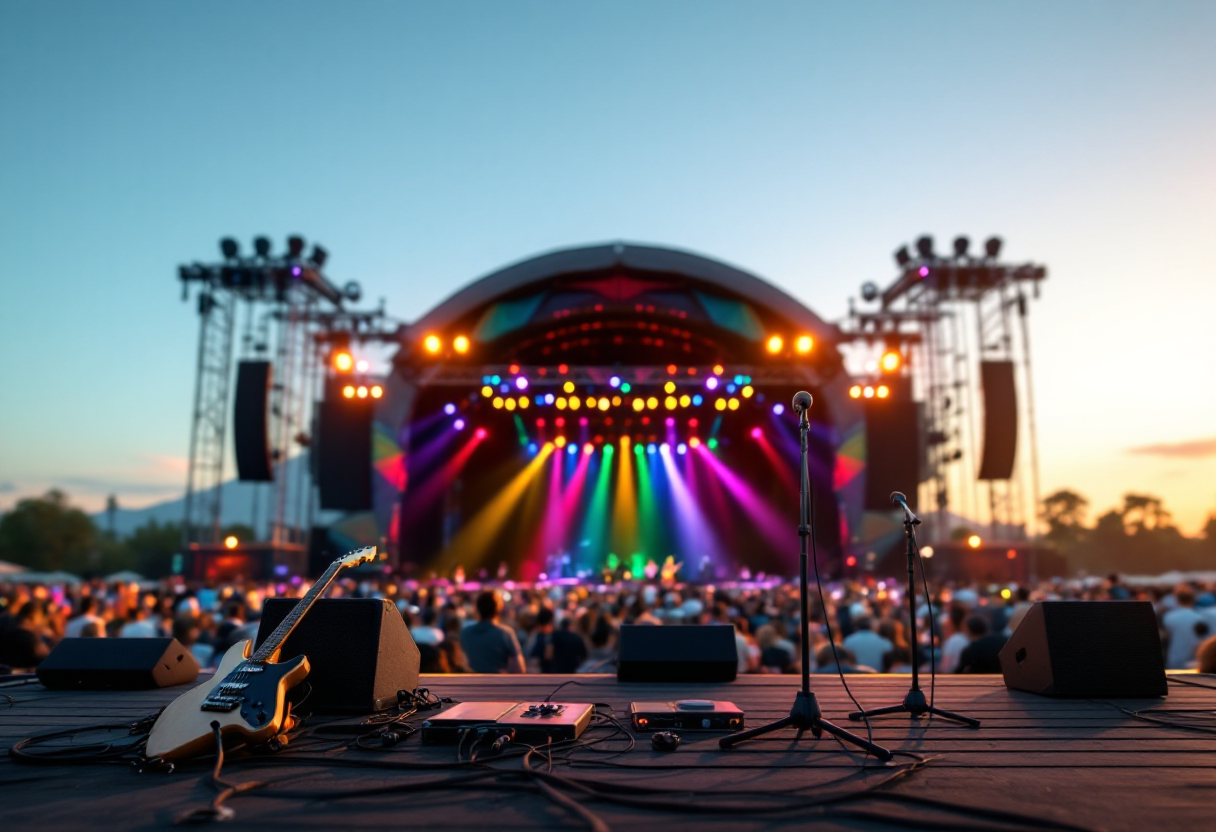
top-left (421, 701), bottom-right (595, 744)
top-left (630, 699), bottom-right (744, 732)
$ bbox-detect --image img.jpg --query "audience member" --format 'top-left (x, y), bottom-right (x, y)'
top-left (460, 590), bottom-right (526, 673)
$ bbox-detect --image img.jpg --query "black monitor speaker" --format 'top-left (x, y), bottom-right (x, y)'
top-left (1000, 601), bottom-right (1166, 698)
top-left (617, 625), bottom-right (738, 683)
top-left (234, 360), bottom-right (274, 481)
top-left (36, 638), bottom-right (200, 690)
top-left (256, 598), bottom-right (419, 712)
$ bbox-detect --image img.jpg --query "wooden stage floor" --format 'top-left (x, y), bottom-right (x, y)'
top-left (2, 672), bottom-right (1213, 831)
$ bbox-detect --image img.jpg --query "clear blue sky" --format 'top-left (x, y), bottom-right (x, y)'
top-left (1, 1), bottom-right (1213, 531)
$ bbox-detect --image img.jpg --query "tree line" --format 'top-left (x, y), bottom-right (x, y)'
top-left (0, 490), bottom-right (253, 578)
top-left (1041, 489), bottom-right (1216, 574)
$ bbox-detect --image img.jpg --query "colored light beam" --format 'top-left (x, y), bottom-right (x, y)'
top-left (658, 443), bottom-right (716, 563)
top-left (435, 442), bottom-right (553, 571)
top-left (693, 443), bottom-right (793, 558)
top-left (752, 430), bottom-right (798, 491)
top-left (611, 438), bottom-right (638, 556)
top-left (579, 447), bottom-right (614, 566)
top-left (635, 443), bottom-right (661, 559)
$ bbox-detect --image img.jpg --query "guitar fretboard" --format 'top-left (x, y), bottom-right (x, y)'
top-left (250, 561), bottom-right (342, 662)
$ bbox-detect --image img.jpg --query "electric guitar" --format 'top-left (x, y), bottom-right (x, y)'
top-left (146, 545), bottom-right (378, 761)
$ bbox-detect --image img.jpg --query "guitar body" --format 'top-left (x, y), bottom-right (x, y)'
top-left (146, 639), bottom-right (310, 761)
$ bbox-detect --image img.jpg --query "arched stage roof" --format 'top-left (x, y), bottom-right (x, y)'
top-left (405, 241), bottom-right (839, 353)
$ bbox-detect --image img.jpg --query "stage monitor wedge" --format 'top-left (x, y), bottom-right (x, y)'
top-left (618, 625), bottom-right (737, 683)
top-left (978, 360), bottom-right (1018, 481)
top-left (257, 598), bottom-right (420, 712)
top-left (37, 638), bottom-right (200, 690)
top-left (234, 360), bottom-right (274, 481)
top-left (999, 601), bottom-right (1166, 698)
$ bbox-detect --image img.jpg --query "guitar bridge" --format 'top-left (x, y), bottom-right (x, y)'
top-left (201, 698), bottom-right (241, 712)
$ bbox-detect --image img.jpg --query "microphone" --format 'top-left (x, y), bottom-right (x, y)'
top-left (792, 391), bottom-right (813, 413)
top-left (889, 491), bottom-right (921, 524)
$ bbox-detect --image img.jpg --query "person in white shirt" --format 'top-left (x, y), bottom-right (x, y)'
top-left (842, 616), bottom-right (893, 672)
top-left (1162, 586), bottom-right (1205, 669)
top-left (64, 597), bottom-right (106, 639)
top-left (119, 606), bottom-right (158, 638)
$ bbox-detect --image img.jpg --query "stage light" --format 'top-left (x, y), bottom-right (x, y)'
top-left (742, 385), bottom-right (754, 398)
top-left (423, 335), bottom-right (441, 354)
top-left (918, 266), bottom-right (929, 278)
top-left (665, 417), bottom-right (675, 426)
top-left (1006, 549), bottom-right (1017, 560)
top-left (578, 416), bottom-right (588, 427)
top-left (796, 335), bottom-right (814, 354)
top-left (646, 397), bottom-right (658, 410)
top-left (544, 393), bottom-right (554, 405)
top-left (894, 246), bottom-right (911, 267)
top-left (598, 397), bottom-right (610, 411)
top-left (985, 236), bottom-right (1002, 259)
top-left (220, 238), bottom-right (240, 260)
top-left (713, 364), bottom-right (724, 376)
top-left (953, 236), bottom-right (970, 258)
top-left (253, 236), bottom-right (271, 257)
top-left (632, 398), bottom-right (644, 412)
top-left (679, 394), bottom-right (691, 407)
top-left (454, 419), bottom-right (466, 431)
top-left (371, 386), bottom-right (383, 399)
top-left (556, 397), bottom-right (568, 410)
top-left (612, 396), bottom-right (622, 407)
top-left (846, 556), bottom-right (857, 567)
top-left (968, 534), bottom-right (982, 549)
top-left (750, 427), bottom-right (762, 439)
top-left (728, 398), bottom-right (740, 411)
top-left (620, 382), bottom-right (631, 393)
top-left (849, 385), bottom-right (862, 399)
top-left (660, 443), bottom-right (670, 455)
top-left (505, 398), bottom-right (516, 411)
top-left (341, 385), bottom-right (356, 399)
top-left (444, 403), bottom-right (456, 415)
top-left (689, 437), bottom-right (700, 448)
top-left (535, 395), bottom-right (544, 406)
top-left (921, 546), bottom-right (934, 558)
top-left (585, 396), bottom-right (596, 409)
top-left (333, 352), bottom-right (354, 372)
top-left (493, 397), bottom-right (504, 409)
top-left (876, 385), bottom-right (889, 399)
top-left (562, 381), bottom-right (575, 394)
top-left (647, 443), bottom-right (657, 455)
top-left (634, 444), bottom-right (644, 456)
top-left (705, 377), bottom-right (719, 391)
top-left (527, 441), bottom-right (537, 453)
top-left (490, 375), bottom-right (501, 384)
top-left (555, 436), bottom-right (567, 448)
top-left (583, 443), bottom-right (594, 455)
top-left (569, 397), bottom-right (581, 411)
top-left (610, 376), bottom-right (621, 388)
top-left (667, 364), bottom-right (677, 375)
top-left (664, 381), bottom-right (676, 394)
top-left (765, 335), bottom-right (783, 354)
top-left (620, 435), bottom-right (631, 447)
top-left (558, 364), bottom-right (568, 374)
top-left (677, 443), bottom-right (687, 455)
top-left (224, 535), bottom-right (238, 549)
top-left (880, 350), bottom-right (901, 372)
top-left (481, 385), bottom-right (493, 397)
top-left (357, 386), bottom-right (368, 398)
top-left (665, 396), bottom-right (677, 410)
top-left (715, 399), bottom-right (727, 411)
top-left (772, 403), bottom-right (785, 415)
top-left (915, 235), bottom-right (934, 260)
top-left (863, 386), bottom-right (874, 398)
top-left (707, 438), bottom-right (718, 450)
top-left (535, 418), bottom-right (545, 428)
top-left (515, 376), bottom-right (528, 390)
top-left (726, 383), bottom-right (737, 394)
top-left (510, 364), bottom-right (520, 375)
top-left (1000, 587), bottom-right (1012, 599)
top-left (499, 383), bottom-right (510, 394)
top-left (689, 418), bottom-right (698, 427)
top-left (603, 444), bottom-right (613, 456)
top-left (356, 359), bottom-right (370, 373)
top-left (567, 444), bottom-right (578, 456)
top-left (518, 397), bottom-right (529, 409)
top-left (287, 236), bottom-right (306, 258)
top-left (555, 417), bottom-right (565, 428)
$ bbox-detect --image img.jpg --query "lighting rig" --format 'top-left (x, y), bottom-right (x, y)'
top-left (840, 235), bottom-right (1046, 550)
top-left (176, 236), bottom-right (391, 575)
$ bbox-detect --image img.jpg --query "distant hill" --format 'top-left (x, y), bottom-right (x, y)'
top-left (93, 455), bottom-right (340, 538)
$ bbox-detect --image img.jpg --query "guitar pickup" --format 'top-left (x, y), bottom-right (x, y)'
top-left (219, 682), bottom-right (249, 691)
top-left (201, 701), bottom-right (240, 712)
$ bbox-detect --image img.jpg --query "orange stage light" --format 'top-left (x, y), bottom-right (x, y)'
top-left (765, 335), bottom-right (784, 354)
top-left (849, 385), bottom-right (862, 399)
top-left (876, 385), bottom-right (890, 399)
top-left (371, 385), bottom-right (384, 399)
top-left (880, 350), bottom-right (901, 372)
top-left (968, 534), bottom-right (982, 549)
top-left (453, 335), bottom-right (471, 354)
top-left (423, 335), bottom-right (441, 354)
top-left (795, 335), bottom-right (814, 354)
top-left (342, 385), bottom-right (355, 399)
top-left (333, 351), bottom-right (354, 372)
top-left (223, 535), bottom-right (238, 550)
top-left (356, 386), bottom-right (368, 398)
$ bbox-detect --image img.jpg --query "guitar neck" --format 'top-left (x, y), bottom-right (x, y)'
top-left (250, 561), bottom-right (344, 662)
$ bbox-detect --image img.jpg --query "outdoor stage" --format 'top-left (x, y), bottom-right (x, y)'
top-left (3, 672), bottom-right (1212, 830)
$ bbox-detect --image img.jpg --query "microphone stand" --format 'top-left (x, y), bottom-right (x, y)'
top-left (847, 497), bottom-right (980, 727)
top-left (720, 398), bottom-right (892, 760)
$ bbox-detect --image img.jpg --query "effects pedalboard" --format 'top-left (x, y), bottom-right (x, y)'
top-left (420, 701), bottom-right (595, 744)
top-left (630, 700), bottom-right (745, 732)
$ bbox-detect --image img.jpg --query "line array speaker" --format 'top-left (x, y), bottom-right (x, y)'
top-left (316, 398), bottom-right (373, 511)
top-left (864, 399), bottom-right (922, 511)
top-left (234, 360), bottom-right (274, 482)
top-left (978, 360), bottom-right (1018, 481)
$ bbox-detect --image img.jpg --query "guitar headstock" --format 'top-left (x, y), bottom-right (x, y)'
top-left (335, 546), bottom-right (378, 569)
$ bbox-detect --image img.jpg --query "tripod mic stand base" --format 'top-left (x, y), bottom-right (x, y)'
top-left (848, 687), bottom-right (980, 728)
top-left (719, 690), bottom-right (893, 761)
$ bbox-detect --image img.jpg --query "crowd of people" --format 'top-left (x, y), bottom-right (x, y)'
top-left (2, 571), bottom-right (1215, 677)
